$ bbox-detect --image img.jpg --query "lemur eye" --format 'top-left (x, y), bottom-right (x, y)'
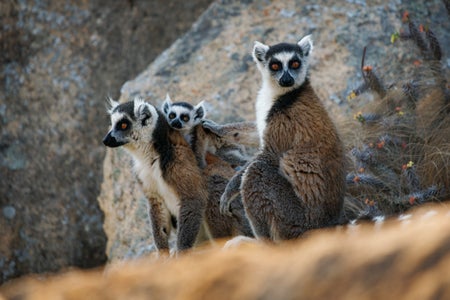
top-left (270, 62), bottom-right (281, 71)
top-left (181, 115), bottom-right (190, 122)
top-left (290, 60), bottom-right (301, 69)
top-left (168, 113), bottom-right (176, 119)
top-left (116, 119), bottom-right (130, 131)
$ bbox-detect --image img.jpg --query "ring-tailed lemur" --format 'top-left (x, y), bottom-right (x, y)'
top-left (162, 94), bottom-right (205, 142)
top-left (221, 35), bottom-right (346, 241)
top-left (161, 95), bottom-right (256, 168)
top-left (161, 95), bottom-right (255, 237)
top-left (103, 97), bottom-right (211, 252)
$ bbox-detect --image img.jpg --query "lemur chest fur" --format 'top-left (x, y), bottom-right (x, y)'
top-left (255, 83), bottom-right (275, 148)
top-left (133, 151), bottom-right (180, 216)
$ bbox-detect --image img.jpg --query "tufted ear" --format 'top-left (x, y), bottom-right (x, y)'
top-left (194, 101), bottom-right (206, 120)
top-left (136, 100), bottom-right (153, 126)
top-left (106, 97), bottom-right (120, 114)
top-left (252, 41), bottom-right (270, 63)
top-left (162, 93), bottom-right (172, 114)
top-left (297, 34), bottom-right (313, 56)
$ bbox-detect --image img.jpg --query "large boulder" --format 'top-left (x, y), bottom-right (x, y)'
top-left (98, 0), bottom-right (449, 261)
top-left (0, 0), bottom-right (212, 283)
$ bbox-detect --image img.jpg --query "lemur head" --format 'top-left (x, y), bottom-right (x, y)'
top-left (103, 97), bottom-right (159, 148)
top-left (162, 94), bottom-right (205, 133)
top-left (252, 35), bottom-right (313, 92)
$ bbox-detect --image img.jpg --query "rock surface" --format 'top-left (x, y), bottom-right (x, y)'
top-left (0, 0), bottom-right (212, 283)
top-left (99, 0), bottom-right (449, 260)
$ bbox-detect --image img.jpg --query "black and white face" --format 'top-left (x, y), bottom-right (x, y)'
top-left (266, 48), bottom-right (304, 87)
top-left (162, 95), bottom-right (205, 133)
top-left (252, 35), bottom-right (313, 89)
top-left (103, 98), bottom-right (158, 148)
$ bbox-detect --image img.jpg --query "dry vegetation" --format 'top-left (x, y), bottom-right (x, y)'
top-left (342, 12), bottom-right (449, 219)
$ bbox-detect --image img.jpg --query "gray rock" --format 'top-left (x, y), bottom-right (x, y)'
top-left (0, 0), bottom-right (212, 284)
top-left (2, 206), bottom-right (16, 220)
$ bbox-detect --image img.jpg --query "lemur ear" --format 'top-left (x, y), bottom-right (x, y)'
top-left (194, 101), bottom-right (206, 120)
top-left (137, 102), bottom-right (152, 126)
top-left (106, 97), bottom-right (120, 114)
top-left (252, 41), bottom-right (269, 63)
top-left (162, 93), bottom-right (172, 114)
top-left (297, 35), bottom-right (313, 56)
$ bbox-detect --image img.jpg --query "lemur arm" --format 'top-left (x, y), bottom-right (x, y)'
top-left (220, 165), bottom-right (248, 216)
top-left (202, 120), bottom-right (259, 147)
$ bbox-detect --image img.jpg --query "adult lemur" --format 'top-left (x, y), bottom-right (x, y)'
top-left (221, 35), bottom-right (346, 241)
top-left (103, 98), bottom-right (210, 252)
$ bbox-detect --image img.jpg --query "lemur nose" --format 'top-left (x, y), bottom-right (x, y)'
top-left (103, 132), bottom-right (125, 148)
top-left (279, 73), bottom-right (294, 87)
top-left (171, 120), bottom-right (182, 129)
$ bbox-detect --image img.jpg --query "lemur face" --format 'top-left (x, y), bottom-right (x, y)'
top-left (252, 35), bottom-right (313, 89)
top-left (162, 94), bottom-right (205, 133)
top-left (103, 98), bottom-right (158, 148)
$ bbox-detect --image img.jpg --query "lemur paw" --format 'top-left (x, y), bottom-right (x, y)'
top-left (219, 193), bottom-right (234, 216)
top-left (202, 119), bottom-right (224, 136)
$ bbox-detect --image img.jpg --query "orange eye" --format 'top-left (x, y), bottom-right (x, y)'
top-left (270, 63), bottom-right (280, 71)
top-left (116, 119), bottom-right (130, 131)
top-left (290, 60), bottom-right (300, 69)
top-left (168, 113), bottom-right (176, 119)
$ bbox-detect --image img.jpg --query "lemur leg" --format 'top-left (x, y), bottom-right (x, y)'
top-left (176, 197), bottom-right (205, 251)
top-left (241, 155), bottom-right (309, 241)
top-left (240, 159), bottom-right (274, 239)
top-left (148, 196), bottom-right (171, 251)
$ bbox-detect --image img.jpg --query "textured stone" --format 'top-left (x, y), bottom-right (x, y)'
top-left (2, 206), bottom-right (16, 220)
top-left (98, 0), bottom-right (449, 261)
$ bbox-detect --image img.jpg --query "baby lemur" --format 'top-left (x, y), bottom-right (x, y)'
top-left (221, 35), bottom-right (346, 241)
top-left (161, 94), bottom-right (205, 141)
top-left (162, 94), bottom-right (257, 169)
top-left (103, 98), bottom-right (210, 252)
